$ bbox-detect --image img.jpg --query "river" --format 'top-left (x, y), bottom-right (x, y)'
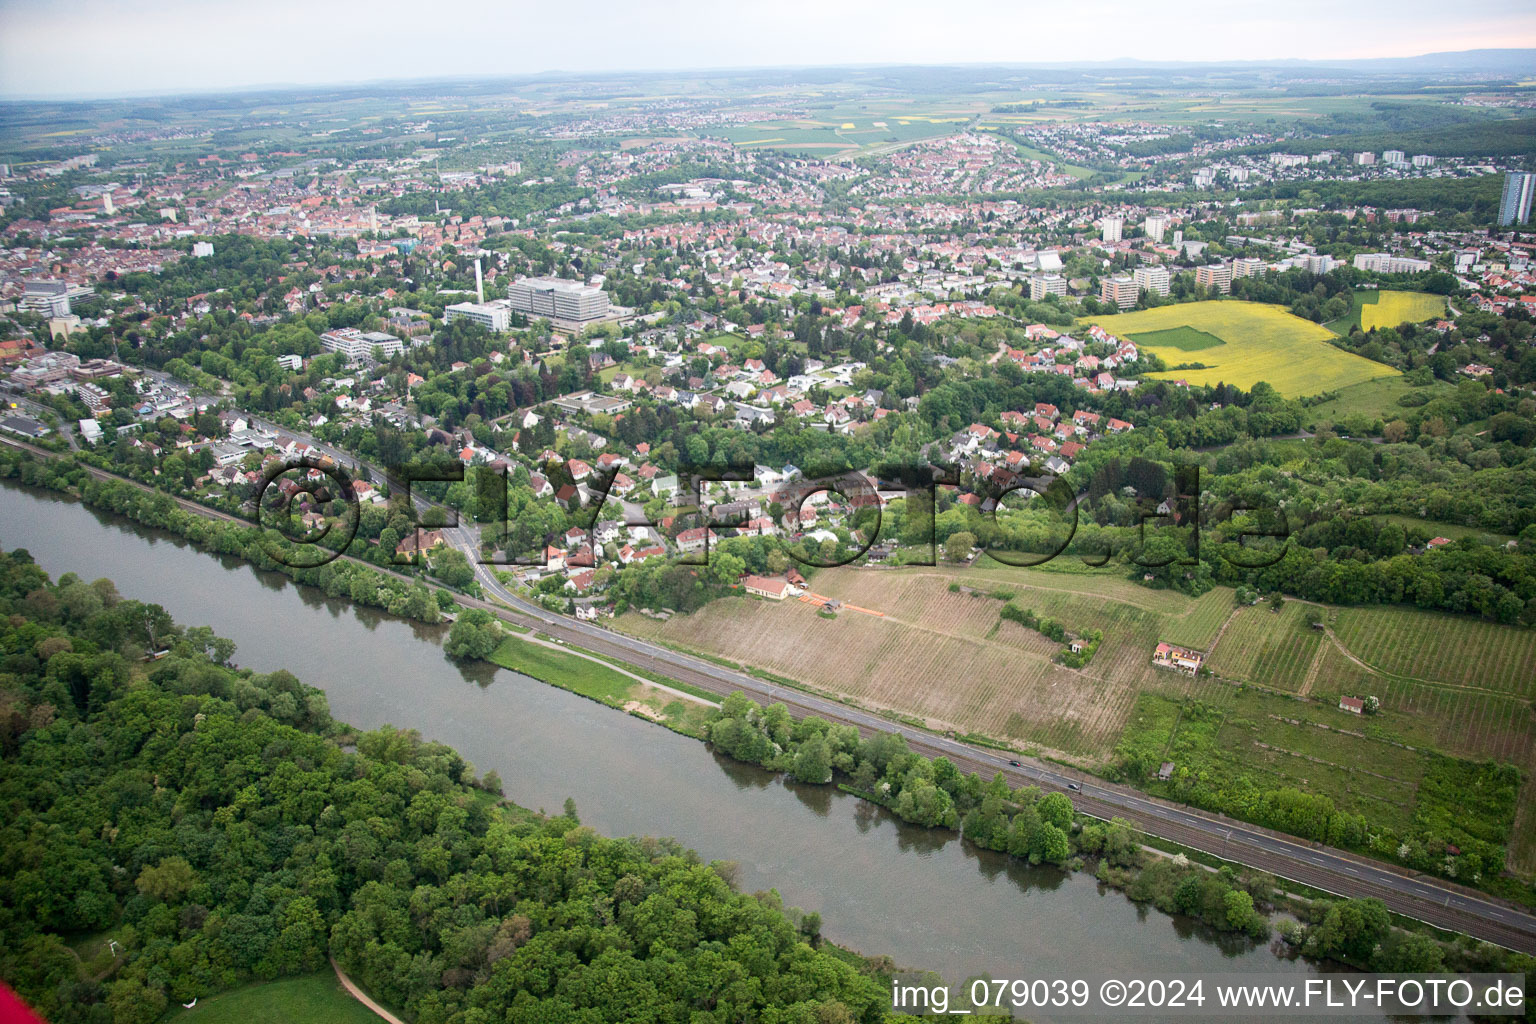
top-left (2, 480), bottom-right (1391, 1020)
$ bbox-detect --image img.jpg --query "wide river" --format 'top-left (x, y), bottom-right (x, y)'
top-left (2, 481), bottom-right (1405, 1020)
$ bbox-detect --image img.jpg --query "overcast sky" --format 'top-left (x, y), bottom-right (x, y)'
top-left (2, 0), bottom-right (1534, 100)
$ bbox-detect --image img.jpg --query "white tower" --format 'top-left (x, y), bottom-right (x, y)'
top-left (474, 258), bottom-right (484, 304)
top-left (102, 192), bottom-right (114, 215)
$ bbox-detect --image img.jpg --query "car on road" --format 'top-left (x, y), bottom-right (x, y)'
top-left (1008, 760), bottom-right (1021, 767)
top-left (1067, 783), bottom-right (1081, 791)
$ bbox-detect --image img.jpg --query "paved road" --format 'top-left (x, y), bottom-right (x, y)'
top-left (10, 429), bottom-right (1535, 954)
top-left (1, 389), bottom-right (80, 450)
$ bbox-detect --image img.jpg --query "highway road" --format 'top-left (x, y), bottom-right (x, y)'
top-left (10, 424), bottom-right (1536, 955)
top-left (440, 517), bottom-right (1536, 954)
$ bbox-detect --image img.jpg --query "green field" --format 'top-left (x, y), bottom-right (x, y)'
top-left (1127, 326), bottom-right (1226, 352)
top-left (992, 134), bottom-right (1098, 179)
top-left (715, 113), bottom-right (964, 156)
top-left (1330, 606), bottom-right (1536, 698)
top-left (1372, 514), bottom-right (1514, 544)
top-left (1303, 375), bottom-right (1454, 429)
top-left (1087, 301), bottom-right (1398, 397)
top-left (1195, 597), bottom-right (1536, 755)
top-left (488, 633), bottom-right (715, 735)
top-left (1206, 601), bottom-right (1323, 692)
top-left (161, 972), bottom-right (378, 1024)
top-left (1118, 689), bottom-right (1520, 857)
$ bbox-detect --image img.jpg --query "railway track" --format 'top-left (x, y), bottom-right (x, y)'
top-left (8, 434), bottom-right (1536, 954)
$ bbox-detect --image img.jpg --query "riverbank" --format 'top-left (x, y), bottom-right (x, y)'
top-left (0, 478), bottom-right (1372, 995)
top-left (9, 440), bottom-right (1535, 959)
top-left (483, 630), bottom-right (717, 737)
top-left (0, 448), bottom-right (1290, 945)
top-left (2, 471), bottom-right (1528, 996)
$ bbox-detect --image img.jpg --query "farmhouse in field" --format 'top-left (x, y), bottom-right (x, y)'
top-left (1339, 696), bottom-right (1365, 714)
top-left (1152, 642), bottom-right (1205, 675)
top-left (741, 574), bottom-right (790, 600)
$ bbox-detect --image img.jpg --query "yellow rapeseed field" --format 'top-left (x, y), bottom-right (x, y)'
top-left (1360, 290), bottom-right (1445, 332)
top-left (1085, 300), bottom-right (1399, 397)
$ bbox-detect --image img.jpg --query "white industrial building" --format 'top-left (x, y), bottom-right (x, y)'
top-left (507, 277), bottom-right (611, 322)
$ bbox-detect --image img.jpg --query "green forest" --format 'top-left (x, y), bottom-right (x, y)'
top-left (0, 549), bottom-right (903, 1024)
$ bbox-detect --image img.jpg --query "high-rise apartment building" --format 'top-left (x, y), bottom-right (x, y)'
top-left (1131, 265), bottom-right (1170, 296)
top-left (1194, 263), bottom-right (1233, 294)
top-left (1231, 257), bottom-right (1265, 279)
top-left (1101, 276), bottom-right (1138, 309)
top-left (1499, 172), bottom-right (1535, 226)
top-left (1029, 274), bottom-right (1067, 300)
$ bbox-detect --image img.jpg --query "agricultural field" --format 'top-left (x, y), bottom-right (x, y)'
top-left (620, 564), bottom-right (1236, 761)
top-left (1324, 289), bottom-right (1448, 334)
top-left (1085, 300), bottom-right (1399, 396)
top-left (715, 111), bottom-right (967, 156)
top-left (620, 563), bottom-right (1535, 871)
top-left (161, 971), bottom-right (379, 1023)
top-left (1192, 597), bottom-right (1536, 760)
top-left (1205, 601), bottom-right (1324, 692)
top-left (1116, 689), bottom-right (1517, 849)
top-left (1330, 606), bottom-right (1536, 697)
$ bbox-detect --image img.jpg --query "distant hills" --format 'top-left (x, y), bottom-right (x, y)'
top-left (1057, 49), bottom-right (1536, 75)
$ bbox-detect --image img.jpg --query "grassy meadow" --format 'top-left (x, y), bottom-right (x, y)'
top-left (160, 971), bottom-right (379, 1024)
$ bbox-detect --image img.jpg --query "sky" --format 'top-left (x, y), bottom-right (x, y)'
top-left (2, 0), bottom-right (1535, 100)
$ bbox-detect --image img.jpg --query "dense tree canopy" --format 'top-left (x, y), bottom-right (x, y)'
top-left (0, 550), bottom-right (897, 1024)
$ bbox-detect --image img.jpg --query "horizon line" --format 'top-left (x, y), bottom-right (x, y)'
top-left (3, 47), bottom-right (1534, 105)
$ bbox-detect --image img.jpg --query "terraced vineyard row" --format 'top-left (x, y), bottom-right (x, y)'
top-left (619, 576), bottom-right (1197, 761)
top-left (1207, 602), bottom-right (1323, 691)
top-left (1333, 606), bottom-right (1536, 696)
top-left (1160, 588), bottom-right (1238, 650)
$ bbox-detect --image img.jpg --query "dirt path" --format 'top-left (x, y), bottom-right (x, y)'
top-left (1201, 605), bottom-right (1243, 659)
top-left (1297, 641), bottom-right (1326, 698)
top-left (1320, 625), bottom-right (1387, 678)
top-left (904, 571), bottom-right (1176, 614)
top-left (331, 958), bottom-right (406, 1024)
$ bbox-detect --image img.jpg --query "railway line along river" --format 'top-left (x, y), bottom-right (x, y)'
top-left (2, 480), bottom-right (1413, 1021)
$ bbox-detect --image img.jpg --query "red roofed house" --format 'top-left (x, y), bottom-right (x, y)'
top-left (741, 574), bottom-right (790, 600)
top-left (676, 526), bottom-right (716, 553)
